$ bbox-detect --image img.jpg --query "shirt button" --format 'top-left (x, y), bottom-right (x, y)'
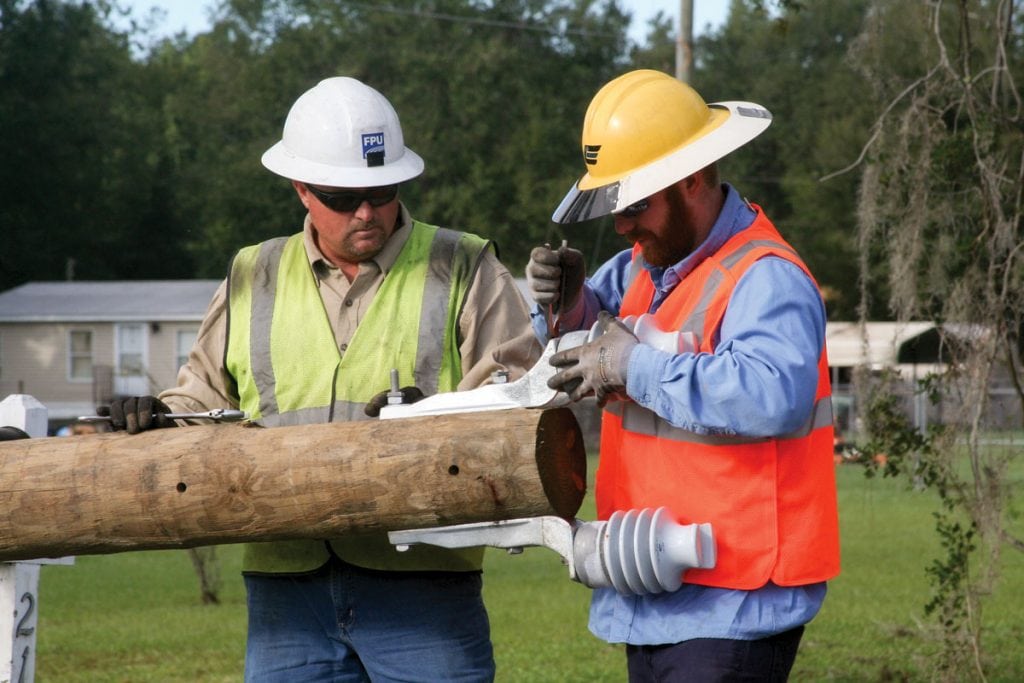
top-left (340, 343), bottom-right (348, 352)
top-left (344, 299), bottom-right (353, 307)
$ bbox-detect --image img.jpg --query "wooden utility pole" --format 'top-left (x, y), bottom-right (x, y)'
top-left (676, 0), bottom-right (694, 82)
top-left (0, 408), bottom-right (586, 562)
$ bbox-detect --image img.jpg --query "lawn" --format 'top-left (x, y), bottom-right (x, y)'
top-left (35, 456), bottom-right (1024, 682)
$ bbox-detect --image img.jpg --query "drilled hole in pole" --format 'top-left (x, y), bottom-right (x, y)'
top-left (176, 482), bottom-right (187, 493)
top-left (448, 465), bottom-right (460, 476)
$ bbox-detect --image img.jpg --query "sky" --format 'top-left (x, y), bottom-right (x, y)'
top-left (116, 1), bottom-right (729, 44)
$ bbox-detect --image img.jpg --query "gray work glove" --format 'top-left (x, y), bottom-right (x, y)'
top-left (526, 244), bottom-right (585, 314)
top-left (547, 311), bottom-right (638, 406)
top-left (364, 386), bottom-right (425, 418)
top-left (0, 426), bottom-right (30, 441)
top-left (99, 396), bottom-right (176, 434)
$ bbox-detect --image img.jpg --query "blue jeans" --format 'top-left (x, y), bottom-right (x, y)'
top-left (243, 558), bottom-right (495, 682)
top-left (625, 626), bottom-right (804, 682)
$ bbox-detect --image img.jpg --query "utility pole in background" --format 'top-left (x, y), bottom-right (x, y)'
top-left (676, 0), bottom-right (694, 82)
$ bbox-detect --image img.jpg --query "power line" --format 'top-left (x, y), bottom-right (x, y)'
top-left (336, 1), bottom-right (619, 39)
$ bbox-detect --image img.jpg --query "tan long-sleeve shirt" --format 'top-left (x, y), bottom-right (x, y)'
top-left (159, 206), bottom-right (542, 414)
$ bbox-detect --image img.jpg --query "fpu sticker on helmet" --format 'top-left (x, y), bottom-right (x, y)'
top-left (362, 132), bottom-right (386, 167)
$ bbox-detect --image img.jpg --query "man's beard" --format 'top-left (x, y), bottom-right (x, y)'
top-left (632, 186), bottom-right (696, 267)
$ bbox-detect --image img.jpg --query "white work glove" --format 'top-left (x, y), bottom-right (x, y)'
top-left (547, 311), bottom-right (638, 406)
top-left (525, 244), bottom-right (585, 314)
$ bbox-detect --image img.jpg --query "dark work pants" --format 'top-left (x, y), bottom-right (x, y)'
top-left (626, 626), bottom-right (805, 683)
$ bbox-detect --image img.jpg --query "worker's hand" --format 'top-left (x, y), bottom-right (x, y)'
top-left (547, 311), bottom-right (638, 406)
top-left (526, 244), bottom-right (585, 313)
top-left (364, 386), bottom-right (425, 418)
top-left (0, 426), bottom-right (30, 441)
top-left (99, 396), bottom-right (177, 434)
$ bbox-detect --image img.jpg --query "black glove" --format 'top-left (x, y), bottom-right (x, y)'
top-left (0, 426), bottom-right (30, 441)
top-left (526, 244), bottom-right (586, 314)
top-left (364, 386), bottom-right (426, 417)
top-left (99, 396), bottom-right (177, 434)
top-left (547, 311), bottom-right (638, 406)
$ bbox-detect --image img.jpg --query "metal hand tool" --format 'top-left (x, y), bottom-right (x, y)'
top-left (545, 239), bottom-right (569, 340)
top-left (77, 408), bottom-right (248, 423)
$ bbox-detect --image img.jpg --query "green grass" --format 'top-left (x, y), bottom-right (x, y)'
top-left (35, 457), bottom-right (1024, 682)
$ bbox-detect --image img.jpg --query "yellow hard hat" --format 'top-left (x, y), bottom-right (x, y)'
top-left (552, 70), bottom-right (772, 223)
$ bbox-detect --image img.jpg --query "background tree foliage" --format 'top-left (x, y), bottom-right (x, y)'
top-left (4, 0), bottom-right (881, 318)
top-left (0, 0), bottom-right (194, 285)
top-left (843, 1), bottom-right (1024, 678)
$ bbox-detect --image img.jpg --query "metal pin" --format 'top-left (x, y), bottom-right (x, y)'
top-left (387, 368), bottom-right (404, 405)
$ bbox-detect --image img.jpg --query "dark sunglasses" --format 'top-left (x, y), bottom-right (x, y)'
top-left (617, 198), bottom-right (650, 219)
top-left (304, 184), bottom-right (399, 213)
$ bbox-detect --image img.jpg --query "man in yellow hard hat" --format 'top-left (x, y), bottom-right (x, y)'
top-left (526, 69), bottom-right (840, 681)
top-left (102, 76), bottom-right (541, 682)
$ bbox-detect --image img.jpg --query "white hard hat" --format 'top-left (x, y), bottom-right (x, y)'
top-left (262, 77), bottom-right (424, 187)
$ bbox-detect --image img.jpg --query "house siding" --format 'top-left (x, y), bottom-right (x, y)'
top-left (0, 320), bottom-right (201, 422)
top-left (148, 323), bottom-right (201, 390)
top-left (0, 280), bottom-right (220, 428)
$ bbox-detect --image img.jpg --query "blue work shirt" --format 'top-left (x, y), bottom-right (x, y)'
top-left (533, 184), bottom-right (828, 644)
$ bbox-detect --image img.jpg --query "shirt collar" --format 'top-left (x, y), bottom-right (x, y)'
top-left (303, 203), bottom-right (414, 277)
top-left (644, 183), bottom-right (757, 292)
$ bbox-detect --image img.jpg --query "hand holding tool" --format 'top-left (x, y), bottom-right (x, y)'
top-left (79, 405), bottom-right (245, 432)
top-left (526, 241), bottom-right (585, 338)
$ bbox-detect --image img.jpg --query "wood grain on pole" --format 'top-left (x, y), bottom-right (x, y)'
top-left (0, 408), bottom-right (585, 562)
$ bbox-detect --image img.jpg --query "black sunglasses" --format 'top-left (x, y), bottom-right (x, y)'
top-left (617, 198), bottom-right (650, 219)
top-left (304, 184), bottom-right (399, 213)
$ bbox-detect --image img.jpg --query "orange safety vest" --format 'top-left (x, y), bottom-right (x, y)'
top-left (598, 207), bottom-right (841, 589)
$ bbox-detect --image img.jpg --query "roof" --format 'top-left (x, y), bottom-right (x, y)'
top-left (826, 321), bottom-right (950, 368)
top-left (0, 281), bottom-right (968, 372)
top-left (0, 281), bottom-right (222, 323)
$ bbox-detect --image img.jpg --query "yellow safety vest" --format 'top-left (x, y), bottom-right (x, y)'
top-left (226, 221), bottom-right (489, 573)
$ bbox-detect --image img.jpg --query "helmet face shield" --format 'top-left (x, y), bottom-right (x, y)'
top-left (551, 181), bottom-right (620, 224)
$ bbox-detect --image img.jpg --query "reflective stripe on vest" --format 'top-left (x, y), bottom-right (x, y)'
top-left (226, 222), bottom-right (489, 573)
top-left (605, 395), bottom-right (834, 445)
top-left (601, 207), bottom-right (840, 589)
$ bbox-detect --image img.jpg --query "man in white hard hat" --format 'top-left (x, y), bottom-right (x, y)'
top-left (104, 76), bottom-right (540, 681)
top-left (526, 69), bottom-right (840, 681)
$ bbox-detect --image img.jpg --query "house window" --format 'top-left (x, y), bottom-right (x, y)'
top-left (68, 329), bottom-right (93, 381)
top-left (114, 323), bottom-right (148, 396)
top-left (117, 324), bottom-right (145, 377)
top-left (176, 329), bottom-right (198, 370)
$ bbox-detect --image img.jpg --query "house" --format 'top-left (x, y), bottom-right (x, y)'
top-left (825, 321), bottom-right (954, 382)
top-left (824, 320), bottom-right (1024, 433)
top-left (0, 281), bottom-right (221, 429)
top-left (3, 279), bottom-right (1013, 435)
top-left (825, 321), bottom-right (952, 434)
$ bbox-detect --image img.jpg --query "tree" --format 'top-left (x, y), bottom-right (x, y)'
top-left (151, 0), bottom-right (633, 278)
top-left (844, 1), bottom-right (1024, 678)
top-left (693, 0), bottom-right (876, 319)
top-left (0, 0), bottom-right (194, 290)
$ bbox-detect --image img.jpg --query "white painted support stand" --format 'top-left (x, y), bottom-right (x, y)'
top-left (0, 395), bottom-right (74, 683)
